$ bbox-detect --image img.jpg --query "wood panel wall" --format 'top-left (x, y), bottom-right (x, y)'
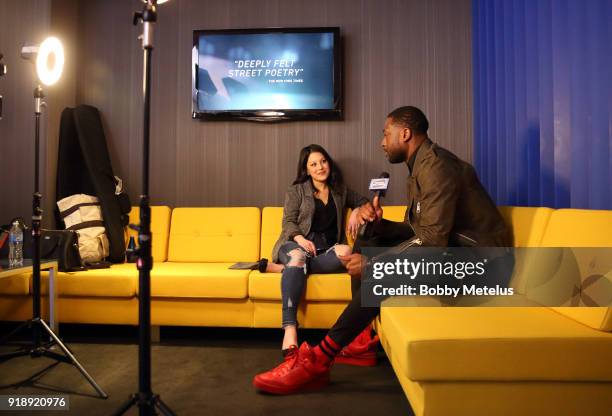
top-left (0, 0), bottom-right (52, 225)
top-left (1, 0), bottom-right (472, 225)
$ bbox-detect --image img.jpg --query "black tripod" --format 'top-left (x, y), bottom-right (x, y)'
top-left (0, 85), bottom-right (107, 399)
top-left (113, 2), bottom-right (175, 415)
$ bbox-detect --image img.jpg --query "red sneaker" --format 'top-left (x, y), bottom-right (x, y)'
top-left (275, 345), bottom-right (298, 371)
top-left (253, 342), bottom-right (332, 394)
top-left (335, 326), bottom-right (379, 367)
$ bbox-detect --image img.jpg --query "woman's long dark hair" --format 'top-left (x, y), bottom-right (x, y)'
top-left (293, 144), bottom-right (344, 189)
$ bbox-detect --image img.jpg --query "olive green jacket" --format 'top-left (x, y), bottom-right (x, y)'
top-left (404, 139), bottom-right (510, 247)
top-left (271, 181), bottom-right (368, 262)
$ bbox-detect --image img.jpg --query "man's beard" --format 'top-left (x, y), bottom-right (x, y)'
top-left (386, 149), bottom-right (406, 164)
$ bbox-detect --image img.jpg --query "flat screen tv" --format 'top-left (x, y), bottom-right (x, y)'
top-left (192, 27), bottom-right (342, 121)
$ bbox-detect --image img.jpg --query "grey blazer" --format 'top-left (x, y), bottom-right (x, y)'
top-left (271, 180), bottom-right (369, 262)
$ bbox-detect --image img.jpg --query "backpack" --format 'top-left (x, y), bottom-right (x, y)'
top-left (57, 194), bottom-right (110, 264)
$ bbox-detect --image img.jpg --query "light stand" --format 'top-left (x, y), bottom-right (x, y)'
top-left (0, 39), bottom-right (107, 398)
top-left (113, 2), bottom-right (175, 415)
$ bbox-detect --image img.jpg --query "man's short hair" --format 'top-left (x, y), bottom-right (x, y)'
top-left (387, 106), bottom-right (429, 134)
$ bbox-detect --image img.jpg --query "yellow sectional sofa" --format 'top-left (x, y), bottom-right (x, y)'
top-left (1, 204), bottom-right (611, 415)
top-left (377, 206), bottom-right (612, 416)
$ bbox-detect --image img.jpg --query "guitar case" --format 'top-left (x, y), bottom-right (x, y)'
top-left (55, 105), bottom-right (130, 263)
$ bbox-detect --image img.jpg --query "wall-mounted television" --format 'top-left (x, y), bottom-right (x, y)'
top-left (192, 27), bottom-right (342, 122)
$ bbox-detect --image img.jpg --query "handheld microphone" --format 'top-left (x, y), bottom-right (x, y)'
top-left (369, 171), bottom-right (390, 199)
top-left (357, 172), bottom-right (390, 240)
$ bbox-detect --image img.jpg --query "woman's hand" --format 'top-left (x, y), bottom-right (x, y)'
top-left (294, 235), bottom-right (316, 255)
top-left (347, 207), bottom-right (364, 239)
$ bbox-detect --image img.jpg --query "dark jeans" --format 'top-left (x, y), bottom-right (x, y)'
top-left (278, 241), bottom-right (345, 327)
top-left (328, 219), bottom-right (413, 346)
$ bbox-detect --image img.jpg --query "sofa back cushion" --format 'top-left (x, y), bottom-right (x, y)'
top-left (382, 205), bottom-right (408, 222)
top-left (168, 207), bottom-right (260, 262)
top-left (497, 206), bottom-right (553, 247)
top-left (540, 208), bottom-right (612, 247)
top-left (540, 209), bottom-right (612, 332)
top-left (128, 206), bottom-right (172, 262)
top-left (260, 207), bottom-right (283, 259)
top-left (498, 206), bottom-right (554, 294)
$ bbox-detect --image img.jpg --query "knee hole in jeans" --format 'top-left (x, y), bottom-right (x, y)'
top-left (333, 244), bottom-right (352, 257)
top-left (287, 248), bottom-right (306, 267)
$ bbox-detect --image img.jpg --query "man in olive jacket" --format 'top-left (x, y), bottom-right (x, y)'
top-left (253, 106), bottom-right (511, 395)
top-left (360, 106), bottom-right (510, 250)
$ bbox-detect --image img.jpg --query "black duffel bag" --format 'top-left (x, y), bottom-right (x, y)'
top-left (40, 229), bottom-right (86, 272)
top-left (1, 218), bottom-right (86, 272)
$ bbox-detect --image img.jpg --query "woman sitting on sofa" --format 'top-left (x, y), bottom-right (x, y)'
top-left (265, 144), bottom-right (371, 357)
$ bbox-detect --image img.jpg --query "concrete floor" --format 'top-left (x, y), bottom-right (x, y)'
top-left (0, 325), bottom-right (414, 416)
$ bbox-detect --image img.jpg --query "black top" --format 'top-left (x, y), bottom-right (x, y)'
top-left (407, 142), bottom-right (423, 175)
top-left (310, 196), bottom-right (338, 249)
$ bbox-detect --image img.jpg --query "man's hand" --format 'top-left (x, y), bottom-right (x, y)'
top-left (338, 253), bottom-right (366, 278)
top-left (357, 196), bottom-right (383, 224)
top-left (372, 195), bottom-right (383, 220)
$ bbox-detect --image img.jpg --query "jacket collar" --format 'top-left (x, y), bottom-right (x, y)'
top-left (410, 138), bottom-right (434, 176)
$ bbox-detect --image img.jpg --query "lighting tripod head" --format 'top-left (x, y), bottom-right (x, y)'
top-left (21, 37), bottom-right (64, 87)
top-left (21, 37), bottom-right (64, 114)
top-left (133, 2), bottom-right (157, 27)
top-left (133, 0), bottom-right (170, 49)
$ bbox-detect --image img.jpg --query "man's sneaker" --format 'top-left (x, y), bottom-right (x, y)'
top-left (253, 342), bottom-right (331, 394)
top-left (335, 325), bottom-right (379, 367)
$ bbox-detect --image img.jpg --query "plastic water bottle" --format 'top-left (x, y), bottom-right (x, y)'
top-left (9, 221), bottom-right (24, 267)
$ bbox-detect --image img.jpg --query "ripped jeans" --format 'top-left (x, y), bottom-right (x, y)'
top-left (278, 241), bottom-right (347, 328)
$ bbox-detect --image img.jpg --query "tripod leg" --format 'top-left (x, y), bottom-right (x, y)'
top-left (38, 319), bottom-right (108, 399)
top-left (0, 349), bottom-right (31, 362)
top-left (0, 320), bottom-right (31, 345)
top-left (154, 396), bottom-right (177, 416)
top-left (112, 394), bottom-right (138, 416)
top-left (39, 349), bottom-right (72, 364)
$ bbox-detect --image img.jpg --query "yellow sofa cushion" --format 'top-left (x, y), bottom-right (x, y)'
top-left (168, 207), bottom-right (260, 262)
top-left (248, 271), bottom-right (352, 301)
top-left (380, 306), bottom-right (612, 382)
top-left (128, 206), bottom-right (172, 262)
top-left (497, 206), bottom-right (553, 247)
top-left (260, 207), bottom-right (283, 259)
top-left (539, 209), bottom-right (612, 331)
top-left (146, 262), bottom-right (249, 299)
top-left (540, 208), bottom-right (612, 247)
top-left (0, 272), bottom-right (30, 295)
top-left (39, 263), bottom-right (137, 297)
top-left (497, 206), bottom-right (553, 293)
top-left (381, 205), bottom-right (408, 222)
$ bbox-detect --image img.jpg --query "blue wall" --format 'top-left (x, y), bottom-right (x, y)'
top-left (473, 0), bottom-right (612, 209)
